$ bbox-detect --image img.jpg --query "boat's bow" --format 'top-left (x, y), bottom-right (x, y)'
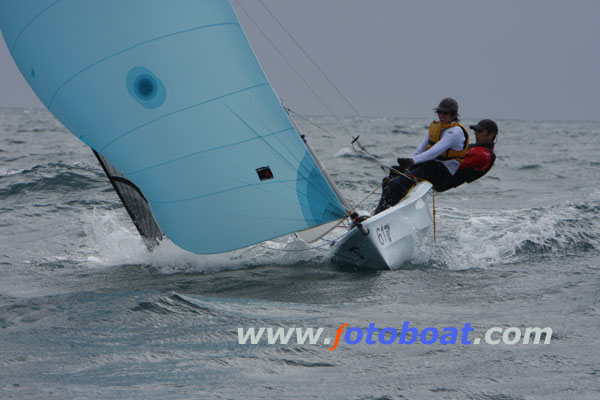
top-left (332, 181), bottom-right (433, 270)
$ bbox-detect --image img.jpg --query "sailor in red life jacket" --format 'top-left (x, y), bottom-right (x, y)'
top-left (373, 97), bottom-right (469, 215)
top-left (436, 119), bottom-right (498, 192)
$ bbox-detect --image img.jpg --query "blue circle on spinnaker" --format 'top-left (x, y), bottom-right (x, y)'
top-left (134, 75), bottom-right (157, 100)
top-left (296, 153), bottom-right (346, 225)
top-left (126, 67), bottom-right (166, 109)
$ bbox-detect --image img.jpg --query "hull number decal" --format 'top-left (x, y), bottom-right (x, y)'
top-left (376, 224), bottom-right (392, 246)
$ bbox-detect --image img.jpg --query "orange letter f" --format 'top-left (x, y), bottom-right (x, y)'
top-left (329, 323), bottom-right (349, 351)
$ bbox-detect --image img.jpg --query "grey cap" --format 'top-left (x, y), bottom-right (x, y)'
top-left (470, 119), bottom-right (498, 134)
top-left (434, 97), bottom-right (459, 114)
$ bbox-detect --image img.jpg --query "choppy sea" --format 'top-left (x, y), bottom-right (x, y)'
top-left (1, 108), bottom-right (599, 399)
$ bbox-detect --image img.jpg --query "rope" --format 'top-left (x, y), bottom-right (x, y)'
top-left (239, 0), bottom-right (395, 180)
top-left (432, 190), bottom-right (437, 242)
top-left (235, 1), bottom-right (415, 216)
top-left (286, 107), bottom-right (415, 186)
top-left (355, 180), bottom-right (384, 209)
top-left (233, 0), bottom-right (353, 136)
top-left (284, 107), bottom-right (336, 135)
top-left (256, 0), bottom-right (361, 117)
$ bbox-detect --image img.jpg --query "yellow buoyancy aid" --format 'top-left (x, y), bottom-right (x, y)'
top-left (427, 120), bottom-right (469, 163)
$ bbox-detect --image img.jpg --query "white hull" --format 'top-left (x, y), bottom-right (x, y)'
top-left (332, 182), bottom-right (433, 270)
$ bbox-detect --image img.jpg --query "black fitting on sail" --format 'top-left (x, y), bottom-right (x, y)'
top-left (349, 212), bottom-right (369, 236)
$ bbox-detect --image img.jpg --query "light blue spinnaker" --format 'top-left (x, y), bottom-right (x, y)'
top-left (0, 0), bottom-right (347, 253)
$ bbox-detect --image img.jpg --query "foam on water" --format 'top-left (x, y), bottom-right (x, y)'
top-left (413, 192), bottom-right (600, 270)
top-left (0, 167), bottom-right (23, 177)
top-left (80, 208), bottom-right (334, 275)
top-left (77, 184), bottom-right (600, 274)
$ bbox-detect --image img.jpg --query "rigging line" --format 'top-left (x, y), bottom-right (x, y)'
top-left (432, 189), bottom-right (437, 243)
top-left (255, 0), bottom-right (390, 167)
top-left (287, 106), bottom-right (416, 194)
top-left (287, 106), bottom-right (396, 177)
top-left (352, 142), bottom-right (418, 184)
top-left (256, 0), bottom-right (361, 117)
top-left (352, 169), bottom-right (428, 212)
top-left (236, 1), bottom-right (397, 205)
top-left (355, 180), bottom-right (384, 209)
top-left (288, 100), bottom-right (391, 188)
top-left (285, 107), bottom-right (335, 136)
top-left (288, 107), bottom-right (416, 185)
top-left (224, 104), bottom-right (344, 203)
top-left (233, 0), bottom-right (351, 135)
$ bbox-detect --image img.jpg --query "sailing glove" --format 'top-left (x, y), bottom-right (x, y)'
top-left (396, 158), bottom-right (414, 170)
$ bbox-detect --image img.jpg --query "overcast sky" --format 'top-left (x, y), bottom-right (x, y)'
top-left (1, 0), bottom-right (599, 121)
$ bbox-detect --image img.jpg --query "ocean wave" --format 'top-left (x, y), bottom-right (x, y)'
top-left (518, 164), bottom-right (541, 170)
top-left (16, 126), bottom-right (65, 133)
top-left (77, 194), bottom-right (600, 274)
top-left (415, 196), bottom-right (600, 270)
top-left (333, 146), bottom-right (373, 159)
top-left (0, 163), bottom-right (101, 198)
top-left (0, 167), bottom-right (25, 177)
top-left (131, 293), bottom-right (216, 318)
top-left (391, 126), bottom-right (418, 135)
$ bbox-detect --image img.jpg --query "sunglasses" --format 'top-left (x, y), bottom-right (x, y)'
top-left (436, 110), bottom-right (451, 115)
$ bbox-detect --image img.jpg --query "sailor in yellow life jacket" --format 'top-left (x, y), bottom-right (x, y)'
top-left (373, 97), bottom-right (469, 215)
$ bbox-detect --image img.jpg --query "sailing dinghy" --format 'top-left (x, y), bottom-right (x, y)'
top-left (0, 0), bottom-right (432, 270)
top-left (332, 182), bottom-right (432, 270)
